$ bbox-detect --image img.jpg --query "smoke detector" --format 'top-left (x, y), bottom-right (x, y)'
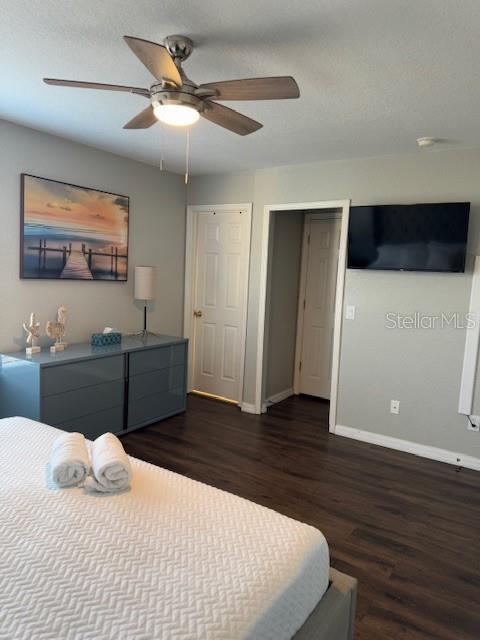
top-left (416, 137), bottom-right (437, 148)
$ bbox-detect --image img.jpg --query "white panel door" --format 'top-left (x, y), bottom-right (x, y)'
top-left (192, 209), bottom-right (250, 401)
top-left (299, 219), bottom-right (341, 398)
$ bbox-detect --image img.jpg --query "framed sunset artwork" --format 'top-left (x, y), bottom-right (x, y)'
top-left (20, 174), bottom-right (129, 281)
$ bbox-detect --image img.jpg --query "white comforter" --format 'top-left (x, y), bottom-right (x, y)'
top-left (0, 417), bottom-right (329, 640)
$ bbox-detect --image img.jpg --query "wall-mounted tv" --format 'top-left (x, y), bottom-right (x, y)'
top-left (347, 202), bottom-right (470, 272)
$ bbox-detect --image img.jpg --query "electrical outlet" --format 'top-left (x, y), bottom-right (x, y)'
top-left (390, 400), bottom-right (400, 415)
top-left (468, 415), bottom-right (480, 432)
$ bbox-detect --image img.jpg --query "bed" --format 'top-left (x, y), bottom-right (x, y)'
top-left (0, 417), bottom-right (356, 639)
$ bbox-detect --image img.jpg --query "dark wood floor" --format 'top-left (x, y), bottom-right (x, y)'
top-left (122, 394), bottom-right (480, 640)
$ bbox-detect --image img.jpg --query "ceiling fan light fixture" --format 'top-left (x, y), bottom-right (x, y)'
top-left (153, 103), bottom-right (199, 127)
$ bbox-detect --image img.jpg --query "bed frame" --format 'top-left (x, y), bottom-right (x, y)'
top-left (292, 568), bottom-right (357, 640)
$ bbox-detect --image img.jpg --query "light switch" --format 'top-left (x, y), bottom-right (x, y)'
top-left (346, 305), bottom-right (356, 320)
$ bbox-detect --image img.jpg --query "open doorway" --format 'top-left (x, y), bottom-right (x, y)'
top-left (257, 200), bottom-right (350, 431)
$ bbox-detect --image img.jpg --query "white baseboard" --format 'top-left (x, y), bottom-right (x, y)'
top-left (246, 387), bottom-right (294, 414)
top-left (265, 387), bottom-right (294, 407)
top-left (335, 425), bottom-right (480, 472)
top-left (241, 402), bottom-right (259, 414)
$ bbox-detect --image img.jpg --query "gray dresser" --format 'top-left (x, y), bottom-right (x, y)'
top-left (0, 335), bottom-right (187, 439)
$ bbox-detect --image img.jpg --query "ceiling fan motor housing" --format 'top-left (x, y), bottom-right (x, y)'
top-left (151, 83), bottom-right (206, 114)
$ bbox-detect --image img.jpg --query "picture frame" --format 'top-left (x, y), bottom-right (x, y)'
top-left (20, 174), bottom-right (129, 281)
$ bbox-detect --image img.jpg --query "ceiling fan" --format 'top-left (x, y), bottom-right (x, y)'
top-left (43, 35), bottom-right (300, 136)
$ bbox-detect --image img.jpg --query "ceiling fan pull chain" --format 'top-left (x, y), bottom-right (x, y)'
top-left (159, 123), bottom-right (165, 171)
top-left (185, 128), bottom-right (190, 185)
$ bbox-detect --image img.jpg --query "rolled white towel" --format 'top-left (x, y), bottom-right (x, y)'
top-left (85, 432), bottom-right (132, 493)
top-left (50, 431), bottom-right (90, 487)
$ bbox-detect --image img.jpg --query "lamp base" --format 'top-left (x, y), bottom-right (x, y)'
top-left (127, 303), bottom-right (160, 340)
top-left (128, 330), bottom-right (161, 340)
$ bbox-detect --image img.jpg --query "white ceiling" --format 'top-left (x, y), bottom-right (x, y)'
top-left (2, 0), bottom-right (480, 175)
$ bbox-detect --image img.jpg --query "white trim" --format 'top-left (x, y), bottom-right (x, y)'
top-left (184, 203), bottom-right (253, 404)
top-left (255, 200), bottom-right (351, 429)
top-left (335, 424), bottom-right (480, 472)
top-left (261, 214), bottom-right (277, 408)
top-left (265, 387), bottom-right (294, 407)
top-left (240, 402), bottom-right (258, 414)
top-left (184, 208), bottom-right (197, 392)
top-left (458, 254), bottom-right (480, 415)
top-left (329, 205), bottom-right (350, 432)
top-left (256, 205), bottom-right (272, 412)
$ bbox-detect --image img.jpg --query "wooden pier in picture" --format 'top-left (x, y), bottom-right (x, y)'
top-left (60, 252), bottom-right (93, 279)
top-left (80, 243), bottom-right (127, 279)
top-left (28, 239), bottom-right (74, 271)
top-left (27, 239), bottom-right (127, 280)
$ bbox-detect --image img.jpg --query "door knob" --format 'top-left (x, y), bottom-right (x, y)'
top-left (193, 309), bottom-right (203, 317)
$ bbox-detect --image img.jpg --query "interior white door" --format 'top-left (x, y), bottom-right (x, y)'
top-left (192, 209), bottom-right (250, 402)
top-left (299, 218), bottom-right (341, 399)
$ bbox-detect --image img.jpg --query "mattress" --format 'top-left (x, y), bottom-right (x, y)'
top-left (0, 417), bottom-right (329, 640)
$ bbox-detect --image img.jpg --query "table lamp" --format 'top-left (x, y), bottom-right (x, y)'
top-left (134, 266), bottom-right (157, 338)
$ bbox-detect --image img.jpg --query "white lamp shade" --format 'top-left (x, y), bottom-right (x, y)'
top-left (134, 266), bottom-right (156, 301)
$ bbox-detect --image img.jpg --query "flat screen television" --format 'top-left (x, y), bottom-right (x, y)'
top-left (347, 203), bottom-right (470, 272)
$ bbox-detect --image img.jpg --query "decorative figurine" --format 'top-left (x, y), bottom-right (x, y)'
top-left (23, 312), bottom-right (41, 356)
top-left (46, 305), bottom-right (68, 352)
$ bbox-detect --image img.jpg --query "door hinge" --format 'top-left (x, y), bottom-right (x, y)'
top-left (307, 233), bottom-right (311, 244)
top-left (303, 299), bottom-right (306, 309)
top-left (299, 361), bottom-right (302, 371)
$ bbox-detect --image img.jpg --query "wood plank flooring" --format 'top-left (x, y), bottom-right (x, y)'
top-left (122, 394), bottom-right (480, 640)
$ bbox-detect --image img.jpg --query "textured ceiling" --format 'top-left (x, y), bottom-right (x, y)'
top-left (2, 0), bottom-right (480, 175)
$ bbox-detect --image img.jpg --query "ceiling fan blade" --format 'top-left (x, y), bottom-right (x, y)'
top-left (43, 78), bottom-right (149, 96)
top-left (199, 76), bottom-right (300, 101)
top-left (123, 35), bottom-right (182, 86)
top-left (201, 101), bottom-right (262, 136)
top-left (123, 106), bottom-right (157, 129)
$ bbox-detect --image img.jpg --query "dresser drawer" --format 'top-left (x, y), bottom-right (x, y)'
top-left (56, 406), bottom-right (124, 439)
top-left (129, 344), bottom-right (186, 376)
top-left (129, 365), bottom-right (185, 402)
top-left (42, 355), bottom-right (124, 397)
top-left (42, 380), bottom-right (124, 425)
top-left (128, 388), bottom-right (185, 428)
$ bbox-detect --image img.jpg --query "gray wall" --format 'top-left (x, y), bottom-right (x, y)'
top-left (264, 211), bottom-right (304, 399)
top-left (186, 170), bottom-right (254, 206)
top-left (0, 119), bottom-right (186, 352)
top-left (188, 148), bottom-right (480, 458)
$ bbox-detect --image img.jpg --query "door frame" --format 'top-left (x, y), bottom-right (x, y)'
top-left (184, 203), bottom-right (253, 405)
top-left (293, 212), bottom-right (343, 396)
top-left (255, 200), bottom-right (350, 432)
